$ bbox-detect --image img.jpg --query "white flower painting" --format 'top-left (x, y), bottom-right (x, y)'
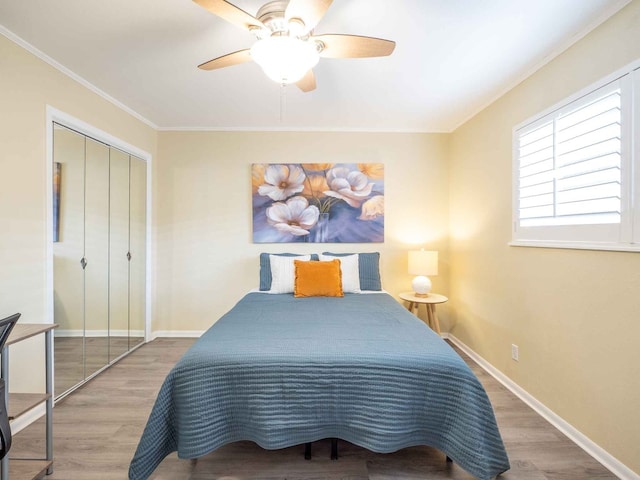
top-left (266, 196), bottom-right (320, 236)
top-left (258, 164), bottom-right (306, 201)
top-left (252, 163), bottom-right (384, 243)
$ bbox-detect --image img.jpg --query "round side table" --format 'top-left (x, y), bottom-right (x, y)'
top-left (398, 292), bottom-right (448, 335)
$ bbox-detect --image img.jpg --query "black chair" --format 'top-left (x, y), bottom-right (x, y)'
top-left (0, 313), bottom-right (20, 460)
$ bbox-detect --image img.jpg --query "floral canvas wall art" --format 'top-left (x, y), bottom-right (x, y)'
top-left (252, 163), bottom-right (384, 243)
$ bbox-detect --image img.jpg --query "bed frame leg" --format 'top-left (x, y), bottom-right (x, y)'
top-left (330, 438), bottom-right (338, 460)
top-left (446, 455), bottom-right (453, 463)
top-left (304, 442), bottom-right (312, 460)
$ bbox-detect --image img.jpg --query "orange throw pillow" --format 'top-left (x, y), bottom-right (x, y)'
top-left (294, 259), bottom-right (344, 297)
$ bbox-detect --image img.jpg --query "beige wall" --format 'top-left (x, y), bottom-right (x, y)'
top-left (0, 33), bottom-right (156, 391)
top-left (448, 1), bottom-right (640, 474)
top-left (154, 131), bottom-right (450, 332)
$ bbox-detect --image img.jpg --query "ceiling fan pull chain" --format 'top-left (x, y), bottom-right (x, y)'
top-left (280, 83), bottom-right (287, 124)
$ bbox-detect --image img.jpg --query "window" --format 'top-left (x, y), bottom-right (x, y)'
top-left (512, 61), bottom-right (640, 251)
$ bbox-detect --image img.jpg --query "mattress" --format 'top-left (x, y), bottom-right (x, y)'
top-left (129, 292), bottom-right (509, 479)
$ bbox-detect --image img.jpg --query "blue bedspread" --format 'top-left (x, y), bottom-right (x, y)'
top-left (129, 293), bottom-right (509, 479)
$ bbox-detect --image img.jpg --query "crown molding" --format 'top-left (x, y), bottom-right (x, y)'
top-left (0, 25), bottom-right (158, 130)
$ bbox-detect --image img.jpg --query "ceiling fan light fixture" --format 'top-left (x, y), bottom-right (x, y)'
top-left (287, 18), bottom-right (307, 37)
top-left (250, 36), bottom-right (319, 85)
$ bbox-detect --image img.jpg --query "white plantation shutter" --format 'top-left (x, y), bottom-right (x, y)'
top-left (512, 65), bottom-right (640, 250)
top-left (517, 82), bottom-right (622, 228)
top-left (555, 87), bottom-right (621, 224)
top-left (518, 121), bottom-right (555, 225)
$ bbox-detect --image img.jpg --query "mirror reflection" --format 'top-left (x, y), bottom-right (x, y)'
top-left (53, 123), bottom-right (147, 398)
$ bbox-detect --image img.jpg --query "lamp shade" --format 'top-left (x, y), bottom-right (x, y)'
top-left (408, 250), bottom-right (438, 276)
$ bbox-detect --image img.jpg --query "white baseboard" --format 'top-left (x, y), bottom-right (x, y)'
top-left (56, 329), bottom-right (144, 337)
top-left (57, 329), bottom-right (202, 340)
top-left (445, 333), bottom-right (639, 480)
top-left (150, 330), bottom-right (204, 340)
top-left (10, 403), bottom-right (45, 435)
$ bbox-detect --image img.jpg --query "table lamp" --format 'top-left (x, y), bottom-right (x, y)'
top-left (408, 250), bottom-right (438, 297)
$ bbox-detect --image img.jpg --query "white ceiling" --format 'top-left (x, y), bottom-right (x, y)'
top-left (0, 0), bottom-right (631, 131)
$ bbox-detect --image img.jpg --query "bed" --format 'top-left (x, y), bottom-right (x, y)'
top-left (129, 290), bottom-right (510, 479)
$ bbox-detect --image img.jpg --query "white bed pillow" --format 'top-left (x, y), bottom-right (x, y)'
top-left (320, 254), bottom-right (361, 293)
top-left (269, 254), bottom-right (311, 293)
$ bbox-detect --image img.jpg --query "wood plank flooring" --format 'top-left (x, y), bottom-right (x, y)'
top-left (11, 338), bottom-right (619, 479)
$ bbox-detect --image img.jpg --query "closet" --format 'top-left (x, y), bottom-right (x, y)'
top-left (52, 123), bottom-right (146, 398)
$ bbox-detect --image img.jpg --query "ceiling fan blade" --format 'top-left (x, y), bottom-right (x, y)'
top-left (198, 49), bottom-right (253, 70)
top-left (314, 34), bottom-right (396, 58)
top-left (285, 0), bottom-right (333, 33)
top-left (193, 0), bottom-right (264, 31)
top-left (296, 70), bottom-right (317, 92)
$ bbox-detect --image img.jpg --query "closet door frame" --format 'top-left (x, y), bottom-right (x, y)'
top-left (45, 107), bottom-right (152, 352)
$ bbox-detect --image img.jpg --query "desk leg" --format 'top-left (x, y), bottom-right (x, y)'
top-left (45, 329), bottom-right (53, 474)
top-left (428, 305), bottom-right (441, 335)
top-left (1, 346), bottom-right (9, 480)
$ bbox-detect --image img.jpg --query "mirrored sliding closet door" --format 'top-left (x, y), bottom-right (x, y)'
top-left (52, 123), bottom-right (147, 399)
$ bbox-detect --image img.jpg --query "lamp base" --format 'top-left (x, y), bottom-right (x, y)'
top-left (411, 275), bottom-right (432, 296)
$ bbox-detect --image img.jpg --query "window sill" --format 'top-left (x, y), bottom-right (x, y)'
top-left (509, 240), bottom-right (640, 253)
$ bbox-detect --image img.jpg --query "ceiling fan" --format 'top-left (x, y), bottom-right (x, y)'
top-left (193, 0), bottom-right (396, 92)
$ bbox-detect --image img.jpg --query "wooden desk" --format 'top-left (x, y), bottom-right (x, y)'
top-left (1, 323), bottom-right (57, 480)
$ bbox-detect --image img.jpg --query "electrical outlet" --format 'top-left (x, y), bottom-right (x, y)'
top-left (511, 344), bottom-right (519, 361)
